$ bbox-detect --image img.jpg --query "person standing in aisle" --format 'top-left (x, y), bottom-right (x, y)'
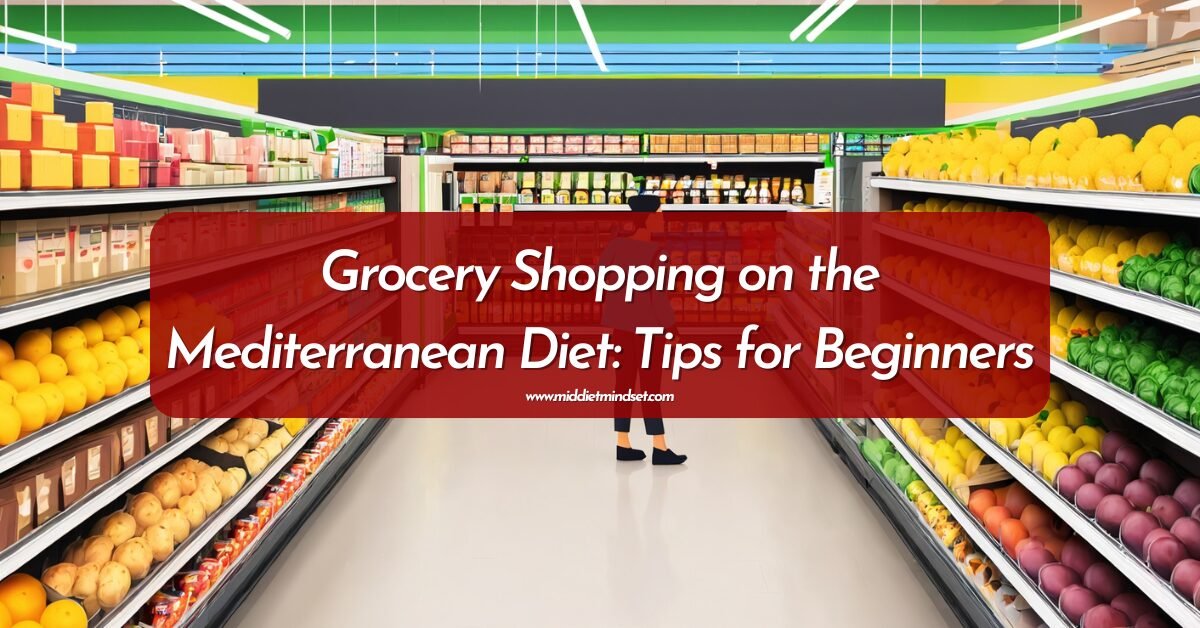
top-left (601, 194), bottom-right (687, 465)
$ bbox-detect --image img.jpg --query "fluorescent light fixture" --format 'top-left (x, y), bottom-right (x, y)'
top-left (790, 0), bottom-right (839, 41)
top-left (947, 62), bottom-right (1200, 126)
top-left (171, 0), bottom-right (270, 43)
top-left (568, 0), bottom-right (608, 72)
top-left (1016, 7), bottom-right (1141, 51)
top-left (0, 25), bottom-right (75, 53)
top-left (1166, 0), bottom-right (1200, 10)
top-left (806, 0), bottom-right (857, 43)
top-left (211, 0), bottom-right (291, 39)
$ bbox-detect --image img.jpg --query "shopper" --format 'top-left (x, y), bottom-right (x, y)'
top-left (602, 193), bottom-right (687, 465)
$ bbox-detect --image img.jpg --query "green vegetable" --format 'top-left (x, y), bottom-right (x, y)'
top-left (1127, 351), bottom-right (1152, 377)
top-left (1185, 380), bottom-right (1200, 400)
top-left (1108, 363), bottom-right (1134, 393)
top-left (1121, 263), bottom-right (1144, 289)
top-left (1140, 270), bottom-right (1164, 295)
top-left (1189, 397), bottom-right (1200, 428)
top-left (1187, 248), bottom-right (1200, 267)
top-left (1188, 266), bottom-right (1200, 286)
top-left (1156, 259), bottom-right (1177, 275)
top-left (1163, 275), bottom-right (1187, 302)
top-left (1137, 378), bottom-right (1164, 407)
top-left (1091, 356), bottom-right (1114, 380)
top-left (1172, 260), bottom-right (1193, 278)
top-left (1168, 357), bottom-right (1189, 374)
top-left (1188, 284), bottom-right (1200, 308)
top-left (1067, 337), bottom-right (1093, 364)
top-left (1163, 243), bottom-right (1186, 261)
top-left (1078, 349), bottom-right (1097, 372)
top-left (1185, 365), bottom-right (1200, 381)
top-left (1165, 394), bottom-right (1192, 421)
top-left (1107, 341), bottom-right (1129, 360)
top-left (1094, 338), bottom-right (1110, 357)
top-left (1143, 361), bottom-right (1172, 385)
top-left (1131, 342), bottom-right (1157, 359)
top-left (1164, 374), bottom-right (1190, 397)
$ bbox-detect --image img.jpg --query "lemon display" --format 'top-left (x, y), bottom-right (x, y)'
top-left (131, 327), bottom-right (150, 354)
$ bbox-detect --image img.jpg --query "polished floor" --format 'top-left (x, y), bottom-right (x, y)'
top-left (231, 418), bottom-right (957, 628)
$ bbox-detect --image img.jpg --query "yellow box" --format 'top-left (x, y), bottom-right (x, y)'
top-left (11, 83), bottom-right (54, 114)
top-left (62, 122), bottom-right (77, 152)
top-left (32, 114), bottom-right (66, 150)
top-left (74, 154), bottom-right (110, 189)
top-left (0, 102), bottom-right (30, 144)
top-left (21, 150), bottom-right (71, 189)
top-left (0, 150), bottom-right (19, 190)
top-left (85, 101), bottom-right (114, 125)
top-left (111, 156), bottom-right (139, 188)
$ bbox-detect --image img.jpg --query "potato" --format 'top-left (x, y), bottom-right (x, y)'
top-left (202, 466), bottom-right (223, 485)
top-left (241, 433), bottom-right (262, 449)
top-left (177, 495), bottom-right (205, 528)
top-left (142, 524), bottom-right (174, 562)
top-left (97, 512), bottom-right (136, 546)
top-left (227, 440), bottom-right (250, 457)
top-left (97, 561), bottom-right (131, 609)
top-left (143, 472), bottom-right (180, 508)
top-left (81, 535), bottom-right (115, 565)
top-left (217, 471), bottom-right (239, 501)
top-left (72, 562), bottom-right (100, 598)
top-left (63, 538), bottom-right (84, 565)
top-left (159, 508), bottom-right (190, 544)
top-left (227, 467), bottom-right (247, 490)
top-left (220, 427), bottom-right (241, 442)
top-left (113, 537), bottom-right (152, 580)
top-left (196, 483), bottom-right (221, 516)
top-left (127, 492), bottom-right (163, 530)
top-left (244, 449), bottom-right (267, 476)
top-left (202, 437), bottom-right (229, 454)
top-left (41, 562), bottom-right (77, 596)
top-left (172, 469), bottom-right (197, 496)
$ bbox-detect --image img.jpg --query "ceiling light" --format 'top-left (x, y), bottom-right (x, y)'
top-left (790, 0), bottom-right (840, 41)
top-left (211, 0), bottom-right (291, 39)
top-left (0, 26), bottom-right (76, 53)
top-left (806, 0), bottom-right (857, 43)
top-left (1016, 7), bottom-right (1141, 51)
top-left (171, 0), bottom-right (270, 43)
top-left (568, 0), bottom-right (608, 72)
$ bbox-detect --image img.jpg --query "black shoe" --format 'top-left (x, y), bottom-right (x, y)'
top-left (652, 448), bottom-right (687, 465)
top-left (617, 446), bottom-right (646, 461)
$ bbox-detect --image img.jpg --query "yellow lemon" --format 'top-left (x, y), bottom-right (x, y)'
top-left (1032, 440), bottom-right (1057, 471)
top-left (111, 305), bottom-right (140, 335)
top-left (1059, 121), bottom-right (1085, 147)
top-left (135, 301), bottom-right (151, 327)
top-left (75, 319), bottom-right (103, 347)
top-left (34, 355), bottom-right (66, 385)
top-left (12, 392), bottom-right (46, 433)
top-left (114, 336), bottom-right (139, 360)
top-left (1042, 410), bottom-right (1067, 434)
top-left (75, 372), bottom-right (105, 406)
top-left (1076, 425), bottom-right (1105, 450)
top-left (89, 342), bottom-right (120, 367)
top-left (14, 330), bottom-right (51, 363)
top-left (49, 327), bottom-right (86, 357)
top-left (31, 384), bottom-right (64, 424)
top-left (1031, 127), bottom-right (1059, 156)
top-left (0, 360), bottom-right (39, 392)
top-left (0, 405), bottom-right (19, 445)
top-left (1060, 401), bottom-right (1087, 427)
top-left (55, 376), bottom-right (87, 415)
top-left (131, 328), bottom-right (150, 354)
top-left (1141, 153), bottom-right (1171, 192)
top-left (96, 310), bottom-right (125, 342)
top-left (1142, 123), bottom-right (1174, 147)
top-left (97, 362), bottom-right (128, 398)
top-left (64, 348), bottom-right (97, 376)
top-left (122, 355), bottom-right (149, 387)
top-left (1161, 137), bottom-right (1184, 157)
top-left (40, 598), bottom-right (86, 628)
top-left (1076, 116), bottom-right (1099, 139)
top-left (1175, 115), bottom-right (1200, 146)
top-left (1043, 451), bottom-right (1070, 482)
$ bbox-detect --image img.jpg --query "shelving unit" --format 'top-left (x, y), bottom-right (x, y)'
top-left (870, 417), bottom-right (1073, 628)
top-left (426, 154), bottom-right (827, 166)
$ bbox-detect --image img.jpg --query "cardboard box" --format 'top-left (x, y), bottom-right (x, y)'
top-left (0, 150), bottom-right (19, 190)
top-left (20, 150), bottom-right (71, 189)
top-left (0, 220), bottom-right (38, 297)
top-left (11, 83), bottom-right (54, 114)
top-left (78, 124), bottom-right (115, 154)
top-left (111, 156), bottom-right (139, 188)
top-left (69, 215), bottom-right (108, 282)
top-left (141, 209), bottom-right (168, 268)
top-left (35, 217), bottom-right (69, 290)
top-left (31, 113), bottom-right (66, 149)
top-left (738, 134), bottom-right (756, 153)
top-left (0, 101), bottom-right (30, 145)
top-left (108, 213), bottom-right (141, 274)
top-left (2, 476), bottom-right (35, 539)
top-left (85, 101), bottom-right (114, 125)
top-left (110, 414), bottom-right (148, 469)
top-left (73, 154), bottom-right (110, 189)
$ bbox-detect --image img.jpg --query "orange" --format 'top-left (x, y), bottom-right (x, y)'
top-left (63, 349), bottom-right (97, 376)
top-left (13, 331), bottom-right (50, 364)
top-left (39, 599), bottom-right (85, 628)
top-left (0, 405), bottom-right (20, 446)
top-left (0, 381), bottom-right (16, 406)
top-left (0, 573), bottom-right (46, 622)
top-left (89, 342), bottom-right (120, 367)
top-left (111, 305), bottom-right (140, 335)
top-left (34, 355), bottom-right (66, 385)
top-left (0, 361), bottom-right (38, 392)
top-left (97, 362), bottom-right (127, 398)
top-left (12, 393), bottom-right (45, 433)
top-left (30, 385), bottom-right (64, 425)
top-left (134, 301), bottom-right (151, 327)
top-left (0, 340), bottom-right (13, 366)
top-left (49, 327), bottom-right (85, 358)
top-left (123, 355), bottom-right (149, 387)
top-left (96, 310), bottom-right (125, 342)
top-left (11, 622), bottom-right (41, 628)
top-left (54, 377), bottom-right (87, 415)
top-left (114, 337), bottom-right (139, 360)
top-left (0, 599), bottom-right (11, 628)
top-left (131, 328), bottom-right (150, 354)
top-left (75, 372), bottom-right (105, 406)
top-left (74, 319), bottom-right (103, 347)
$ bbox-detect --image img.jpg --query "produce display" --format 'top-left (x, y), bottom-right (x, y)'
top-left (442, 132), bottom-right (832, 156)
top-left (199, 418), bottom-right (302, 477)
top-left (860, 435), bottom-right (1040, 627)
top-left (0, 302), bottom-right (151, 447)
top-left (138, 419), bottom-right (358, 627)
top-left (1056, 291), bottom-right (1200, 429)
top-left (883, 113), bottom-right (1200, 194)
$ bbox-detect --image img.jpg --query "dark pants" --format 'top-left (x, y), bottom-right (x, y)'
top-left (612, 330), bottom-right (666, 436)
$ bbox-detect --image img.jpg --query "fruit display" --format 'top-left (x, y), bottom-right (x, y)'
top-left (860, 435), bottom-right (1040, 627)
top-left (36, 456), bottom-right (246, 617)
top-left (0, 301), bottom-right (151, 447)
top-left (0, 573), bottom-right (87, 628)
top-left (1056, 291), bottom-right (1200, 429)
top-left (882, 418), bottom-right (991, 492)
top-left (199, 419), bottom-right (298, 477)
top-left (883, 113), bottom-right (1200, 194)
top-left (136, 419), bottom-right (357, 627)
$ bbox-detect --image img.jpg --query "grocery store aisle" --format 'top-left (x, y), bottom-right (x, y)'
top-left (232, 418), bottom-right (956, 628)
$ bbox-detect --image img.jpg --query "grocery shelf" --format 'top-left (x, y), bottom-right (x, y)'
top-left (1049, 270), bottom-right (1200, 333)
top-left (0, 271), bottom-right (149, 331)
top-left (94, 417), bottom-right (331, 628)
top-left (0, 382), bottom-right (149, 476)
top-left (508, 203), bottom-right (799, 212)
top-left (880, 276), bottom-right (1015, 347)
top-left (0, 417), bottom-right (228, 580)
top-left (951, 418), bottom-right (1200, 625)
top-left (176, 418), bottom-right (388, 627)
top-left (0, 177), bottom-right (396, 212)
top-left (1050, 356), bottom-right (1200, 458)
top-left (426, 154), bottom-right (827, 166)
top-left (874, 222), bottom-right (1047, 284)
top-left (869, 177), bottom-right (1200, 218)
top-left (871, 417), bottom-right (1073, 628)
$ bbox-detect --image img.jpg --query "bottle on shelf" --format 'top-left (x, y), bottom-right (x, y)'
top-left (745, 178), bottom-right (759, 204)
top-left (780, 178), bottom-right (793, 204)
top-left (791, 178), bottom-right (805, 205)
top-left (758, 180), bottom-right (771, 205)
